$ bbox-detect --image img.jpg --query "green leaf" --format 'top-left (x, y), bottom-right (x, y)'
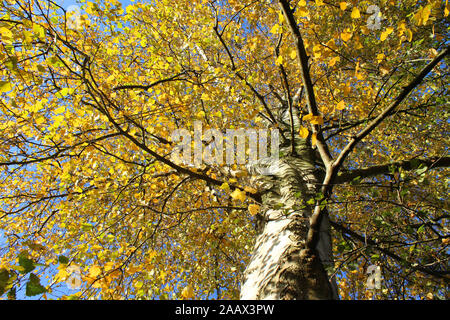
top-left (25, 273), bottom-right (47, 297)
top-left (0, 81), bottom-right (12, 93)
top-left (0, 268), bottom-right (10, 295)
top-left (351, 176), bottom-right (362, 185)
top-left (58, 255), bottom-right (69, 264)
top-left (415, 166), bottom-right (428, 176)
top-left (4, 56), bottom-right (18, 71)
top-left (7, 287), bottom-right (16, 300)
top-left (417, 224), bottom-right (425, 234)
top-left (81, 223), bottom-right (94, 231)
top-left (18, 251), bottom-right (35, 274)
top-left (36, 64), bottom-right (46, 73)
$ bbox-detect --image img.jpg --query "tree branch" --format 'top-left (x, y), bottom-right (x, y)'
top-left (306, 47), bottom-right (448, 253)
top-left (337, 156), bottom-right (450, 183)
top-left (330, 220), bottom-right (449, 281)
top-left (278, 0), bottom-right (333, 166)
top-left (331, 46), bottom-right (449, 177)
top-left (113, 72), bottom-right (187, 91)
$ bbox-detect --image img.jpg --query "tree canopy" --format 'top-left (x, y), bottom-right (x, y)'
top-left (0, 0), bottom-right (448, 300)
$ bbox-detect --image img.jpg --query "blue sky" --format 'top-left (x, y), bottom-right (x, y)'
top-left (61, 0), bottom-right (133, 8)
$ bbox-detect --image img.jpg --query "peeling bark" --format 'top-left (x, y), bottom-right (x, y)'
top-left (241, 142), bottom-right (338, 300)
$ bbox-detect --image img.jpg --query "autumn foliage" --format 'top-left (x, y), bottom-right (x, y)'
top-left (0, 0), bottom-right (448, 300)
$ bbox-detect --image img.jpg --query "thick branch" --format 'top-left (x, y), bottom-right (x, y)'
top-left (337, 156), bottom-right (450, 183)
top-left (113, 72), bottom-right (187, 91)
top-left (278, 0), bottom-right (332, 166)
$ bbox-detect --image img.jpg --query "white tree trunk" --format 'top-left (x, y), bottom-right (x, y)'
top-left (241, 146), bottom-right (338, 299)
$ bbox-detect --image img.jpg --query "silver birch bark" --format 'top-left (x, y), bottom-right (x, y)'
top-left (240, 141), bottom-right (338, 300)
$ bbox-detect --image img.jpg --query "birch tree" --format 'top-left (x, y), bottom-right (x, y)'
top-left (0, 0), bottom-right (448, 300)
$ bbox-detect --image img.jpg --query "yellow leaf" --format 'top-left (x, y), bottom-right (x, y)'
top-left (197, 110), bottom-right (206, 118)
top-left (315, 0), bottom-right (324, 6)
top-left (220, 182), bottom-right (230, 190)
top-left (0, 27), bottom-right (13, 40)
top-left (313, 45), bottom-right (322, 58)
top-left (341, 31), bottom-right (352, 42)
top-left (200, 92), bottom-right (210, 101)
top-left (134, 280), bottom-right (144, 289)
top-left (270, 24), bottom-right (281, 34)
top-left (244, 186), bottom-right (257, 194)
top-left (398, 21), bottom-right (406, 36)
top-left (351, 7), bottom-right (361, 19)
top-left (89, 265), bottom-right (102, 278)
top-left (406, 29), bottom-right (413, 42)
top-left (275, 55), bottom-right (283, 66)
top-left (310, 115), bottom-right (324, 125)
top-left (339, 2), bottom-right (348, 10)
top-left (311, 133), bottom-right (317, 146)
top-left (290, 50), bottom-right (297, 59)
top-left (416, 5), bottom-right (432, 26)
top-left (376, 53), bottom-right (385, 63)
top-left (336, 100), bottom-right (346, 110)
top-left (54, 106), bottom-right (66, 114)
top-left (0, 81), bottom-right (12, 93)
top-left (299, 126), bottom-right (309, 139)
top-left (297, 8), bottom-right (309, 17)
top-left (380, 27), bottom-right (394, 41)
top-left (55, 267), bottom-right (68, 282)
top-left (298, 0), bottom-right (306, 6)
top-left (329, 56), bottom-right (340, 66)
top-left (343, 84), bottom-right (351, 95)
top-left (181, 285), bottom-right (195, 299)
top-left (104, 261), bottom-right (115, 271)
top-left (248, 204), bottom-right (260, 216)
top-left (231, 188), bottom-right (246, 202)
top-left (304, 113), bottom-right (323, 125)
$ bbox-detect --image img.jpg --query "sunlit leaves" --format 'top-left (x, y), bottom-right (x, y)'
top-left (181, 284), bottom-right (195, 299)
top-left (350, 7), bottom-right (360, 19)
top-left (380, 27), bottom-right (394, 41)
top-left (413, 5), bottom-right (432, 26)
top-left (248, 204), bottom-right (260, 216)
top-left (341, 30), bottom-right (352, 42)
top-left (231, 189), bottom-right (246, 202)
top-left (303, 113), bottom-right (323, 126)
top-left (299, 126), bottom-right (309, 139)
top-left (0, 81), bottom-right (12, 93)
top-left (336, 100), bottom-right (346, 111)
